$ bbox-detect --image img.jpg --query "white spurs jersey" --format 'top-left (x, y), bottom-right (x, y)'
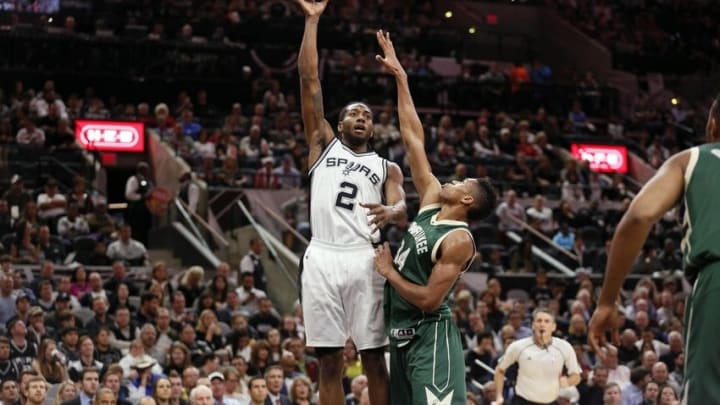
top-left (309, 138), bottom-right (388, 245)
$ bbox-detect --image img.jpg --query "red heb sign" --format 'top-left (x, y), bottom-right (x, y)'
top-left (571, 144), bottom-right (628, 173)
top-left (75, 120), bottom-right (145, 152)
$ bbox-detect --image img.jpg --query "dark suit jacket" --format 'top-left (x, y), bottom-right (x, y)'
top-left (264, 395), bottom-right (291, 405)
top-left (61, 398), bottom-right (81, 405)
top-left (61, 398), bottom-right (131, 405)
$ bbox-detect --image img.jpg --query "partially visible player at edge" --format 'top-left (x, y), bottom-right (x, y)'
top-left (294, 1), bottom-right (407, 405)
top-left (588, 96), bottom-right (720, 404)
top-left (372, 30), bottom-right (497, 405)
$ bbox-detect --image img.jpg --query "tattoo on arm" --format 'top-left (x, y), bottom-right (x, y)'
top-left (310, 89), bottom-right (330, 146)
top-left (312, 90), bottom-right (325, 121)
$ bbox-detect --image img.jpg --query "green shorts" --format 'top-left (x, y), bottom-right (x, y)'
top-left (389, 319), bottom-right (466, 405)
top-left (683, 262), bottom-right (720, 403)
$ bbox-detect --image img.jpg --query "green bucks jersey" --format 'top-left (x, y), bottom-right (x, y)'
top-left (682, 144), bottom-right (720, 278)
top-left (384, 204), bottom-right (475, 346)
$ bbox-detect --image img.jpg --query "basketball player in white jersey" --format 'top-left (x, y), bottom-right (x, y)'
top-left (295, 1), bottom-right (407, 404)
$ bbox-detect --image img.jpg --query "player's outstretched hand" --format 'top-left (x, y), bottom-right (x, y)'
top-left (375, 30), bottom-right (405, 77)
top-left (587, 303), bottom-right (617, 359)
top-left (360, 202), bottom-right (398, 234)
top-left (373, 242), bottom-right (394, 278)
top-left (294, 0), bottom-right (328, 18)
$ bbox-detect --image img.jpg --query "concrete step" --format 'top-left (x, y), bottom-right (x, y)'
top-left (147, 249), bottom-right (184, 273)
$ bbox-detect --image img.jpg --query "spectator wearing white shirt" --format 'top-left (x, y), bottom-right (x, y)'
top-left (118, 340), bottom-right (162, 379)
top-left (239, 239), bottom-right (266, 291)
top-left (193, 130), bottom-right (216, 160)
top-left (473, 125), bottom-right (501, 157)
top-left (494, 309), bottom-right (582, 404)
top-left (235, 273), bottom-right (267, 316)
top-left (124, 162), bottom-right (153, 245)
top-left (598, 345), bottom-right (631, 390)
top-left (107, 225), bottom-right (148, 265)
top-left (37, 179), bottom-right (67, 221)
top-left (208, 371), bottom-right (242, 405)
top-left (526, 195), bottom-right (554, 234)
top-left (34, 90), bottom-right (68, 119)
top-left (178, 172), bottom-right (200, 213)
top-left (239, 125), bottom-right (270, 163)
top-left (16, 119), bottom-right (45, 146)
top-left (57, 203), bottom-right (90, 239)
top-left (496, 190), bottom-right (526, 232)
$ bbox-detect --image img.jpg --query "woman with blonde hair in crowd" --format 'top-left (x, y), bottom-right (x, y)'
top-left (178, 266), bottom-right (204, 306)
top-left (222, 367), bottom-right (250, 404)
top-left (148, 282), bottom-right (167, 308)
top-left (195, 309), bottom-right (225, 350)
top-left (289, 376), bottom-right (315, 405)
top-left (33, 338), bottom-right (69, 384)
top-left (53, 380), bottom-right (77, 405)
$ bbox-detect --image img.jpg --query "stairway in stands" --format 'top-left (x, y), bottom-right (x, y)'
top-left (147, 249), bottom-right (184, 272)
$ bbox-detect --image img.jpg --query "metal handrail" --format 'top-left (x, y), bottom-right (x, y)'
top-left (176, 198), bottom-right (229, 247)
top-left (506, 214), bottom-right (579, 262)
top-left (256, 203), bottom-right (309, 247)
top-left (174, 198), bottom-right (208, 249)
top-left (505, 230), bottom-right (576, 277)
top-left (236, 200), bottom-right (298, 289)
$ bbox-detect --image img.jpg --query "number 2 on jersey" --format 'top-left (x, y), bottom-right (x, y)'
top-left (335, 182), bottom-right (358, 211)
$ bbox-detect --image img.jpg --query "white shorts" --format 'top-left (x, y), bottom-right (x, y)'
top-left (300, 238), bottom-right (388, 351)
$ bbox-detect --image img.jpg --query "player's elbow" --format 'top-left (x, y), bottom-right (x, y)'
top-left (621, 208), bottom-right (658, 228)
top-left (567, 373), bottom-right (581, 387)
top-left (419, 296), bottom-right (443, 312)
top-left (299, 71), bottom-right (320, 83)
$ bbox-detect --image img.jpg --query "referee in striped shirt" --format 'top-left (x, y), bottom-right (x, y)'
top-left (494, 309), bottom-right (582, 405)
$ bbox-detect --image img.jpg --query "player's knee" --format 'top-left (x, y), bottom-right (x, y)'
top-left (359, 347), bottom-right (384, 364)
top-left (317, 348), bottom-right (344, 377)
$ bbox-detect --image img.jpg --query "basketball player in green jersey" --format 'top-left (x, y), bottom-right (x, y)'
top-left (589, 96), bottom-right (720, 404)
top-left (372, 30), bottom-right (497, 405)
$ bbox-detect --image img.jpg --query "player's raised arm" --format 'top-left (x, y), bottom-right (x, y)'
top-left (375, 30), bottom-right (440, 207)
top-left (588, 150), bottom-right (687, 354)
top-left (295, 0), bottom-right (335, 168)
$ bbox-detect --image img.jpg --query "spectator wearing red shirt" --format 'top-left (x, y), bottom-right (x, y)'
top-left (509, 62), bottom-right (530, 92)
top-left (254, 157), bottom-right (279, 189)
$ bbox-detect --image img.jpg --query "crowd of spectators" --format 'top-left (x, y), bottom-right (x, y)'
top-left (0, 71), bottom-right (695, 404)
top-left (0, 1), bottom-right (706, 404)
top-left (551, 0), bottom-right (720, 73)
